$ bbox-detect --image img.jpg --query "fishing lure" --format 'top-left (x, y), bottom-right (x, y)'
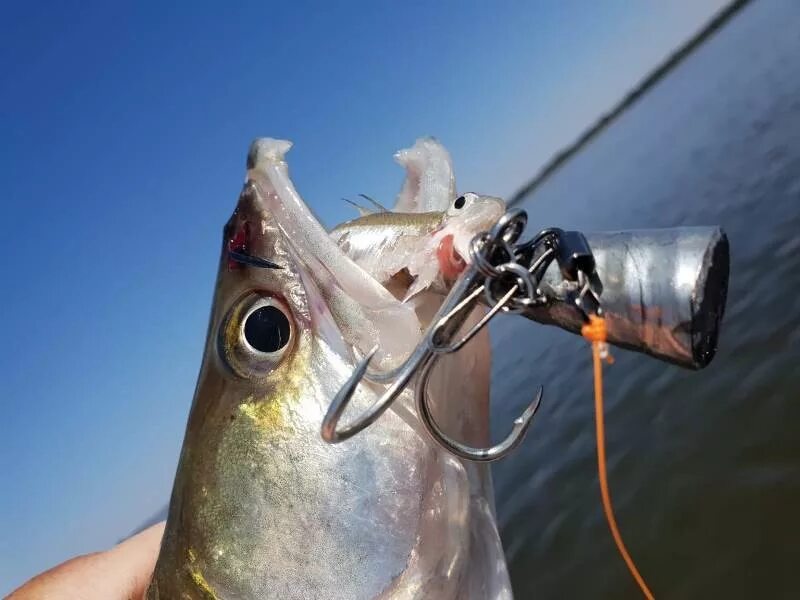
top-left (323, 208), bottom-right (729, 598)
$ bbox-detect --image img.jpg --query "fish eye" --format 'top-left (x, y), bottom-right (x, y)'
top-left (220, 294), bottom-right (295, 378)
top-left (448, 193), bottom-right (476, 216)
top-left (243, 305), bottom-right (291, 353)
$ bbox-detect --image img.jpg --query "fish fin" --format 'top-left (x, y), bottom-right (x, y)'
top-left (342, 197), bottom-right (374, 217)
top-left (358, 194), bottom-right (389, 213)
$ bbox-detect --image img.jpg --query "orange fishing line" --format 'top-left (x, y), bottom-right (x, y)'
top-left (582, 315), bottom-right (655, 600)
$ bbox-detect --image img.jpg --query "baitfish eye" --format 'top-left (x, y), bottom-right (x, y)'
top-left (449, 193), bottom-right (478, 216)
top-left (219, 294), bottom-right (295, 378)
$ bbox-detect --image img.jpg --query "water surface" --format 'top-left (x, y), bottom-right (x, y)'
top-left (491, 1), bottom-right (800, 598)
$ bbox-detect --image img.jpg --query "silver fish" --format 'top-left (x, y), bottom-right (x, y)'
top-left (331, 193), bottom-right (505, 299)
top-left (147, 139), bottom-right (512, 599)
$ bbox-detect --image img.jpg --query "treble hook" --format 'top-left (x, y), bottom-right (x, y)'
top-left (415, 353), bottom-right (543, 462)
top-left (320, 341), bottom-right (430, 443)
top-left (415, 272), bottom-right (543, 461)
top-left (321, 206), bottom-right (546, 460)
top-left (321, 253), bottom-right (490, 444)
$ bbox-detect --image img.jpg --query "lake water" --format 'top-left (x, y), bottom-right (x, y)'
top-left (490, 1), bottom-right (800, 598)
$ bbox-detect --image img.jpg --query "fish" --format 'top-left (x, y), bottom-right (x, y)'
top-left (147, 138), bottom-right (512, 599)
top-left (331, 138), bottom-right (506, 300)
top-left (330, 193), bottom-right (505, 299)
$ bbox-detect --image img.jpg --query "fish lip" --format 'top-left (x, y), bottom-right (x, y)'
top-left (437, 234), bottom-right (468, 280)
top-left (247, 138), bottom-right (293, 170)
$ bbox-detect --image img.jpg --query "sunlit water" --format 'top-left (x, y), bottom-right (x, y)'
top-left (490, 1), bottom-right (800, 598)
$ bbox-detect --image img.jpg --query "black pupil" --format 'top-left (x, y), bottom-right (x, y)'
top-left (454, 195), bottom-right (466, 209)
top-left (243, 306), bottom-right (290, 353)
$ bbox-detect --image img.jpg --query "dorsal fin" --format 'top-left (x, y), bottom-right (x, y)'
top-left (342, 197), bottom-right (374, 217)
top-left (358, 194), bottom-right (390, 213)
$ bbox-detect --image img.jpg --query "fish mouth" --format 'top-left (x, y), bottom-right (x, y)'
top-left (437, 234), bottom-right (468, 280)
top-left (243, 138), bottom-right (422, 369)
top-left (148, 138), bottom-right (508, 599)
top-left (149, 142), bottom-right (449, 599)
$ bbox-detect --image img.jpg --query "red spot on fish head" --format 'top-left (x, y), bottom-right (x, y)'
top-left (437, 234), bottom-right (467, 281)
top-left (227, 221), bottom-right (251, 270)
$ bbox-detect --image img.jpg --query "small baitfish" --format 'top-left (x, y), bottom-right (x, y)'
top-left (147, 138), bottom-right (512, 599)
top-left (330, 192), bottom-right (505, 299)
top-left (331, 138), bottom-right (505, 300)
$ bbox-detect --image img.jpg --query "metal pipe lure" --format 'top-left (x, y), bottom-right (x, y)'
top-left (322, 208), bottom-right (730, 461)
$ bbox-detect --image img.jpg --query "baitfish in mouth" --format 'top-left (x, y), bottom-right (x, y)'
top-left (147, 139), bottom-right (512, 599)
top-left (330, 138), bottom-right (506, 302)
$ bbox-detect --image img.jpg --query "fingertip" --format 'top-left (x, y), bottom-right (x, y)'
top-left (114, 520), bottom-right (166, 552)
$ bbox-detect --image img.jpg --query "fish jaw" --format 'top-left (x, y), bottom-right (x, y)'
top-left (148, 141), bottom-right (479, 599)
top-left (393, 137), bottom-right (456, 213)
top-left (246, 139), bottom-right (421, 370)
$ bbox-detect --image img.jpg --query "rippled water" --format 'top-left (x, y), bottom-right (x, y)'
top-left (490, 1), bottom-right (800, 598)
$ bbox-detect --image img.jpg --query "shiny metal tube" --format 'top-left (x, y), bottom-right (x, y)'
top-left (522, 227), bottom-right (729, 370)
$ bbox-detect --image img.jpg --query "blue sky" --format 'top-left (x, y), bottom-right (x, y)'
top-left (0, 1), bottom-right (727, 592)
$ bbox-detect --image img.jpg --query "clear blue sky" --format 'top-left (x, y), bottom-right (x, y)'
top-left (0, 1), bottom-right (726, 592)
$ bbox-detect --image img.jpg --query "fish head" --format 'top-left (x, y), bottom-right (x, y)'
top-left (148, 140), bottom-right (475, 599)
top-left (396, 192), bottom-right (506, 300)
top-left (216, 185), bottom-right (305, 379)
top-left (444, 192), bottom-right (506, 251)
top-left (437, 192), bottom-right (506, 275)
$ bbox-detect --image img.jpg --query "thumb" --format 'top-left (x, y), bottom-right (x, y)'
top-left (8, 521), bottom-right (165, 600)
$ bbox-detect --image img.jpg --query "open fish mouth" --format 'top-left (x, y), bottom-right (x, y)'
top-left (147, 138), bottom-right (511, 599)
top-left (436, 233), bottom-right (468, 280)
